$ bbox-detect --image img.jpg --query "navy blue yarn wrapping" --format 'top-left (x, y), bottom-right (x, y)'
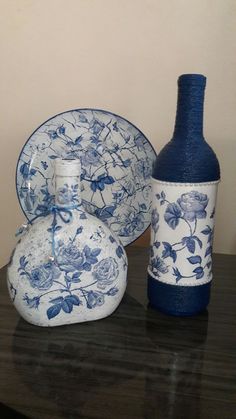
top-left (148, 74), bottom-right (220, 316)
top-left (153, 74), bottom-right (220, 182)
top-left (147, 272), bottom-right (211, 316)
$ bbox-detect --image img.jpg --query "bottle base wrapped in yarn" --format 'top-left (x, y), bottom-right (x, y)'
top-left (147, 273), bottom-right (211, 316)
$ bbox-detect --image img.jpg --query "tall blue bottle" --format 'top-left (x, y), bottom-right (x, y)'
top-left (148, 74), bottom-right (220, 316)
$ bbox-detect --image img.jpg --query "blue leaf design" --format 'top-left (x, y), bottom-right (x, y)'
top-left (75, 135), bottom-right (83, 145)
top-left (49, 155), bottom-right (58, 159)
top-left (193, 267), bottom-right (204, 274)
top-left (95, 206), bottom-right (115, 220)
top-left (83, 262), bottom-right (92, 271)
top-left (192, 236), bottom-right (202, 249)
top-left (19, 256), bottom-right (28, 269)
top-left (61, 299), bottom-right (73, 313)
top-left (196, 272), bottom-right (204, 279)
top-left (91, 248), bottom-right (101, 257)
top-left (207, 261), bottom-right (212, 269)
top-left (193, 266), bottom-right (204, 280)
top-left (71, 272), bottom-right (81, 281)
top-left (173, 267), bottom-right (183, 283)
top-left (161, 191), bottom-right (166, 200)
top-left (97, 179), bottom-right (105, 191)
top-left (47, 304), bottom-right (61, 319)
top-left (76, 227), bottom-right (83, 235)
top-left (84, 245), bottom-right (91, 257)
top-left (162, 242), bottom-right (176, 262)
top-left (109, 235), bottom-right (115, 243)
top-left (188, 256), bottom-right (202, 265)
top-left (201, 226), bottom-right (212, 235)
top-left (116, 245), bottom-right (124, 258)
top-left (186, 238), bottom-right (195, 254)
top-left (50, 296), bottom-right (64, 304)
top-left (156, 194), bottom-right (160, 200)
top-left (90, 181), bottom-right (97, 192)
top-left (162, 242), bottom-right (172, 254)
top-left (107, 287), bottom-right (119, 296)
top-left (153, 241), bottom-right (160, 249)
top-left (164, 203), bottom-right (181, 229)
top-left (205, 246), bottom-right (212, 257)
top-left (171, 250), bottom-right (177, 263)
top-left (65, 294), bottom-right (81, 305)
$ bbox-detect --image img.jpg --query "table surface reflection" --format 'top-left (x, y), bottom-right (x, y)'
top-left (0, 247), bottom-right (236, 419)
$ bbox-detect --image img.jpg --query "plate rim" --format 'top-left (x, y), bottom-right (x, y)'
top-left (15, 107), bottom-right (157, 246)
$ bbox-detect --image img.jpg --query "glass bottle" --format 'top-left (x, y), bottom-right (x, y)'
top-left (8, 159), bottom-right (128, 326)
top-left (148, 74), bottom-right (220, 316)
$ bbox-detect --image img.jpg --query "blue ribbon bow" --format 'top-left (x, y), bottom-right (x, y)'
top-left (15, 204), bottom-right (81, 263)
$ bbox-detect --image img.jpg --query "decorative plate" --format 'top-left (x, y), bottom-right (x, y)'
top-left (16, 109), bottom-right (157, 246)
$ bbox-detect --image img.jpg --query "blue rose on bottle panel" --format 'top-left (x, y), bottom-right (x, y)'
top-left (29, 262), bottom-right (61, 291)
top-left (177, 191), bottom-right (208, 221)
top-left (57, 244), bottom-right (85, 272)
top-left (92, 257), bottom-right (119, 289)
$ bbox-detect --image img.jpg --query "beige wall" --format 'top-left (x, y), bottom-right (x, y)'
top-left (0, 0), bottom-right (236, 267)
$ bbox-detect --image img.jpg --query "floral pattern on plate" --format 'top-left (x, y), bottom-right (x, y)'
top-left (16, 109), bottom-right (156, 246)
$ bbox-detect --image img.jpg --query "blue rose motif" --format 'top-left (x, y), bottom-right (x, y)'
top-left (81, 147), bottom-right (101, 167)
top-left (164, 203), bottom-right (182, 230)
top-left (86, 290), bottom-right (105, 309)
top-left (150, 256), bottom-right (168, 278)
top-left (57, 244), bottom-right (85, 272)
top-left (93, 257), bottom-right (119, 289)
top-left (178, 191), bottom-right (208, 222)
top-left (151, 208), bottom-right (159, 233)
top-left (56, 186), bottom-right (73, 205)
top-left (29, 262), bottom-right (61, 291)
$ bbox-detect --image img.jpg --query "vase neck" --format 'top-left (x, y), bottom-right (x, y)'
top-left (173, 74), bottom-right (206, 141)
top-left (55, 159), bottom-right (82, 207)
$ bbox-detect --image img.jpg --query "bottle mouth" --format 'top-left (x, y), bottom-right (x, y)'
top-left (55, 158), bottom-right (81, 176)
top-left (178, 74), bottom-right (206, 87)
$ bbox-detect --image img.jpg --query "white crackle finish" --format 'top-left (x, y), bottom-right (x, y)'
top-left (8, 160), bottom-right (128, 327)
top-left (148, 179), bottom-right (219, 286)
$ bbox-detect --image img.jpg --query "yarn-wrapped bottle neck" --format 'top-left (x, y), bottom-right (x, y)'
top-left (55, 159), bottom-right (82, 207)
top-left (173, 74), bottom-right (206, 141)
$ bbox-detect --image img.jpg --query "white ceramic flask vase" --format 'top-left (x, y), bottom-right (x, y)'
top-left (148, 74), bottom-right (220, 316)
top-left (8, 159), bottom-right (128, 326)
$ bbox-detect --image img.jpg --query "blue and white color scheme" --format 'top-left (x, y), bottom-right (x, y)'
top-left (16, 109), bottom-right (156, 246)
top-left (149, 180), bottom-right (219, 287)
top-left (8, 159), bottom-right (128, 327)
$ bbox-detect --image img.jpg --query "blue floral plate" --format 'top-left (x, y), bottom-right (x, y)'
top-left (16, 109), bottom-right (157, 246)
